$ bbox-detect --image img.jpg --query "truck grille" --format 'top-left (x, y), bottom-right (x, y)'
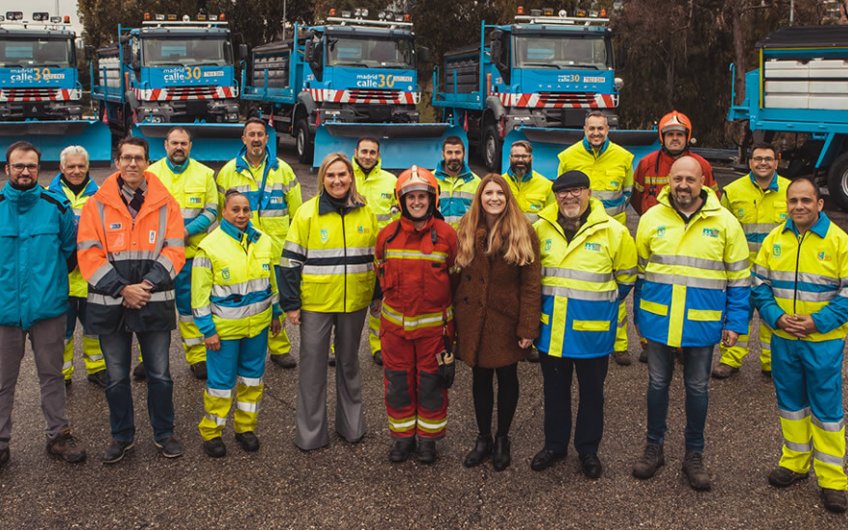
top-left (0, 88), bottom-right (79, 102)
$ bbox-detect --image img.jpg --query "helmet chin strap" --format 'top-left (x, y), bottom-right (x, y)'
top-left (400, 197), bottom-right (435, 222)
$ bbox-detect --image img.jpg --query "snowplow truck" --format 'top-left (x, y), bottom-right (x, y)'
top-left (90, 15), bottom-right (252, 162)
top-left (0, 12), bottom-right (110, 162)
top-left (728, 24), bottom-right (848, 210)
top-left (241, 11), bottom-right (464, 169)
top-left (432, 10), bottom-right (657, 178)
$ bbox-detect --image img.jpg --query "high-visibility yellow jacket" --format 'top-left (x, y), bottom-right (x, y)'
top-left (557, 138), bottom-right (634, 223)
top-left (353, 158), bottom-right (398, 230)
top-left (433, 160), bottom-right (480, 228)
top-left (216, 147), bottom-right (303, 256)
top-left (720, 171), bottom-right (790, 261)
top-left (634, 187), bottom-right (751, 347)
top-left (191, 219), bottom-right (281, 340)
top-left (533, 198), bottom-right (637, 358)
top-left (752, 213), bottom-right (848, 342)
top-left (504, 168), bottom-right (554, 223)
top-left (147, 158), bottom-right (218, 259)
top-left (279, 193), bottom-right (377, 313)
top-left (48, 174), bottom-right (98, 298)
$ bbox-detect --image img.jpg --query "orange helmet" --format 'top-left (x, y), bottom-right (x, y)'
top-left (658, 110), bottom-right (692, 144)
top-left (396, 165), bottom-right (439, 208)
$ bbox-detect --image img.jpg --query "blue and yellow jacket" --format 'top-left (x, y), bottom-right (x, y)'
top-left (720, 171), bottom-right (790, 261)
top-left (533, 198), bottom-right (637, 358)
top-left (48, 174), bottom-right (98, 298)
top-left (557, 138), bottom-right (634, 224)
top-left (433, 160), bottom-right (480, 228)
top-left (752, 213), bottom-right (848, 342)
top-left (504, 167), bottom-right (554, 223)
top-left (353, 158), bottom-right (398, 230)
top-left (634, 187), bottom-right (751, 347)
top-left (0, 182), bottom-right (76, 329)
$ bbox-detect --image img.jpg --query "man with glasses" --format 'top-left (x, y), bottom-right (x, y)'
top-left (632, 156), bottom-right (750, 491)
top-left (77, 137), bottom-right (186, 463)
top-left (503, 140), bottom-right (553, 224)
top-left (530, 170), bottom-right (636, 478)
top-left (713, 143), bottom-right (789, 380)
top-left (0, 141), bottom-right (87, 470)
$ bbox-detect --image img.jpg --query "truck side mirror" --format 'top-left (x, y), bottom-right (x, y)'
top-left (239, 44), bottom-right (248, 61)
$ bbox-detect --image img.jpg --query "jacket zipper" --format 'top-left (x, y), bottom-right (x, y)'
top-left (341, 212), bottom-right (347, 310)
top-left (793, 231), bottom-right (806, 314)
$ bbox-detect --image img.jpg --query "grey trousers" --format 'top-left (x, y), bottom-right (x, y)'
top-left (295, 308), bottom-right (367, 450)
top-left (0, 315), bottom-right (69, 449)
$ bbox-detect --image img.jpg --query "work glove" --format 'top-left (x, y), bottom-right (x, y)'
top-left (435, 350), bottom-right (455, 389)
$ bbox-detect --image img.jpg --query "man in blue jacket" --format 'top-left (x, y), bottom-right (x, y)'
top-left (0, 141), bottom-right (86, 470)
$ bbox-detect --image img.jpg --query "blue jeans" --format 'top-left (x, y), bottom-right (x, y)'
top-left (100, 330), bottom-right (174, 443)
top-left (645, 340), bottom-right (713, 451)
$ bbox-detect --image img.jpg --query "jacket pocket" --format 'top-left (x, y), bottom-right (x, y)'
top-left (639, 299), bottom-right (668, 316)
top-left (687, 309), bottom-right (722, 322)
top-left (572, 319), bottom-right (611, 332)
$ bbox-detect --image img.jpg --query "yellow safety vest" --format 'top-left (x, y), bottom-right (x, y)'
top-left (721, 172), bottom-right (790, 260)
top-left (48, 175), bottom-right (98, 298)
top-left (557, 138), bottom-right (634, 223)
top-left (282, 195), bottom-right (377, 313)
top-left (147, 158), bottom-right (217, 258)
top-left (353, 158), bottom-right (398, 230)
top-left (504, 169), bottom-right (554, 223)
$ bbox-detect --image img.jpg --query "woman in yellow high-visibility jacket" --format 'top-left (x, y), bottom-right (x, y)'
top-left (192, 189), bottom-right (282, 458)
top-left (280, 153), bottom-right (378, 451)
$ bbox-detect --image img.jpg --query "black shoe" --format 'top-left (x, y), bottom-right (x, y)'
top-left (768, 467), bottom-right (809, 488)
top-left (525, 347), bottom-right (540, 363)
top-left (821, 488), bottom-right (848, 513)
top-left (579, 453), bottom-right (603, 479)
top-left (463, 434), bottom-right (493, 468)
top-left (416, 439), bottom-right (437, 465)
top-left (638, 349), bottom-right (648, 363)
top-left (102, 439), bottom-right (134, 464)
top-left (235, 431), bottom-right (260, 452)
top-left (388, 437), bottom-right (416, 463)
top-left (761, 369), bottom-right (772, 379)
top-left (682, 450), bottom-right (711, 491)
top-left (153, 436), bottom-right (184, 459)
top-left (132, 362), bottom-right (146, 380)
top-left (270, 354), bottom-right (297, 369)
top-left (64, 378), bottom-right (72, 387)
top-left (373, 350), bottom-right (383, 366)
top-left (531, 448), bottom-right (565, 472)
top-left (190, 361), bottom-right (207, 380)
top-left (632, 443), bottom-right (664, 479)
top-left (203, 437), bottom-right (227, 458)
top-left (328, 351), bottom-right (336, 367)
top-left (87, 370), bottom-right (108, 388)
top-left (492, 435), bottom-right (511, 472)
top-left (0, 446), bottom-right (8, 469)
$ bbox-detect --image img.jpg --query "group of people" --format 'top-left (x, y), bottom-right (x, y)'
top-left (0, 109), bottom-right (846, 514)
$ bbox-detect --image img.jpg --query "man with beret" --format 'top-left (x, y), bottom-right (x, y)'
top-left (530, 170), bottom-right (637, 478)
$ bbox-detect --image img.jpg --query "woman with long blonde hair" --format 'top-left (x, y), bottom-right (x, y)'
top-left (454, 173), bottom-right (541, 471)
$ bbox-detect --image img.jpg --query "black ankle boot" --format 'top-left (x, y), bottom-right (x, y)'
top-left (463, 434), bottom-right (493, 468)
top-left (492, 435), bottom-right (511, 471)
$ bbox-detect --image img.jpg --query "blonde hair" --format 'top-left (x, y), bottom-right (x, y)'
top-left (455, 173), bottom-right (536, 268)
top-left (316, 152), bottom-right (366, 207)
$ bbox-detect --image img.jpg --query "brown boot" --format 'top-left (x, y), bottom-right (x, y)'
top-left (613, 350), bottom-right (632, 366)
top-left (711, 363), bottom-right (739, 379)
top-left (46, 429), bottom-right (86, 463)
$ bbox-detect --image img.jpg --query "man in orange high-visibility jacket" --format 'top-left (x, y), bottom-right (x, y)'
top-left (77, 137), bottom-right (186, 464)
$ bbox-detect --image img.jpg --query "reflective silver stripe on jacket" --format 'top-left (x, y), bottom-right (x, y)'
top-left (302, 263), bottom-right (374, 275)
top-left (78, 239), bottom-right (103, 251)
top-left (542, 267), bottom-right (613, 284)
top-left (541, 284), bottom-right (618, 302)
top-left (210, 298), bottom-right (272, 319)
top-left (211, 278), bottom-right (271, 298)
top-left (258, 208), bottom-right (289, 218)
top-left (89, 290), bottom-right (176, 306)
top-left (193, 257), bottom-right (212, 269)
top-left (643, 272), bottom-right (727, 290)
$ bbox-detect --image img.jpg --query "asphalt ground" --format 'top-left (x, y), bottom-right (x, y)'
top-left (1, 140), bottom-right (847, 528)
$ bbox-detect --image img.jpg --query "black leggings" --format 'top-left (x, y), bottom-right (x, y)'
top-left (471, 363), bottom-right (519, 437)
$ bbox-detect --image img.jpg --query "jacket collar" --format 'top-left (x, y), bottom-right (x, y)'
top-left (747, 171), bottom-right (779, 192)
top-left (505, 165), bottom-right (534, 183)
top-left (656, 185), bottom-right (722, 218)
top-left (434, 160), bottom-right (474, 183)
top-left (353, 158), bottom-right (382, 180)
top-left (220, 218), bottom-right (261, 243)
top-left (49, 173), bottom-right (98, 197)
top-left (582, 137), bottom-right (609, 156)
top-left (317, 191), bottom-right (365, 215)
top-left (537, 197), bottom-right (609, 239)
top-left (95, 171), bottom-right (171, 214)
top-left (235, 146), bottom-right (278, 173)
top-left (1, 181), bottom-right (42, 204)
top-left (165, 157), bottom-right (190, 174)
top-left (783, 212), bottom-right (830, 239)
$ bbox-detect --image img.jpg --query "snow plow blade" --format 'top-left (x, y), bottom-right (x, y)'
top-left (0, 119), bottom-right (112, 163)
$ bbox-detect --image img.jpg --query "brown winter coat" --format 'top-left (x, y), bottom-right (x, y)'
top-left (454, 225), bottom-right (541, 368)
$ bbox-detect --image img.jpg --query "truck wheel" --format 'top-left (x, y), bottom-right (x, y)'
top-left (482, 124), bottom-right (502, 171)
top-left (827, 152), bottom-right (848, 211)
top-left (295, 118), bottom-right (313, 165)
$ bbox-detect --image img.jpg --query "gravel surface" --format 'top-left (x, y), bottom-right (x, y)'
top-left (0, 139), bottom-right (846, 528)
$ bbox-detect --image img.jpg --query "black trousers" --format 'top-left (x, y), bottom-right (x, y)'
top-left (540, 353), bottom-right (609, 455)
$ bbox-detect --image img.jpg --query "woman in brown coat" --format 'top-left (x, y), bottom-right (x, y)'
top-left (454, 173), bottom-right (541, 471)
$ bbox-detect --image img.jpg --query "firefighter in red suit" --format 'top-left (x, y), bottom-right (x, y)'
top-left (376, 166), bottom-right (459, 465)
top-left (631, 110), bottom-right (720, 216)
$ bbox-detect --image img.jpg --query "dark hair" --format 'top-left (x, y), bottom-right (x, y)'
top-left (510, 140), bottom-right (532, 154)
top-left (787, 177), bottom-right (821, 201)
top-left (442, 135), bottom-right (464, 150)
top-left (224, 188), bottom-right (249, 207)
top-left (243, 117), bottom-right (266, 133)
top-left (117, 137), bottom-right (149, 161)
top-left (356, 137), bottom-right (380, 151)
top-left (585, 110), bottom-right (608, 124)
top-left (749, 142), bottom-right (777, 159)
top-left (166, 126), bottom-right (192, 142)
top-left (6, 141), bottom-right (41, 165)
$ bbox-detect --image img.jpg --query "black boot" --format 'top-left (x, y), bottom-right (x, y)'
top-left (463, 434), bottom-right (492, 468)
top-left (388, 437), bottom-right (416, 463)
top-left (492, 435), bottom-right (511, 471)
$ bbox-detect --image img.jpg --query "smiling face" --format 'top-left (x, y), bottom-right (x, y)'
top-left (355, 140), bottom-right (379, 172)
top-left (116, 144), bottom-right (149, 188)
top-left (480, 181), bottom-right (507, 218)
top-left (323, 160), bottom-right (352, 199)
top-left (584, 115), bottom-right (609, 149)
top-left (668, 157), bottom-right (704, 211)
top-left (509, 144), bottom-right (531, 176)
top-left (555, 186), bottom-right (590, 220)
top-left (165, 129), bottom-right (191, 165)
top-left (749, 147), bottom-right (778, 182)
top-left (787, 179), bottom-right (823, 233)
top-left (61, 152), bottom-right (89, 186)
top-left (442, 142), bottom-right (465, 174)
top-left (242, 122), bottom-right (268, 161)
top-left (223, 194), bottom-right (251, 230)
top-left (404, 190), bottom-right (431, 219)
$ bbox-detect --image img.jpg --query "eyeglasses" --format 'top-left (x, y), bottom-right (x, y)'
top-left (510, 154), bottom-right (530, 159)
top-left (555, 187), bottom-right (587, 197)
top-left (9, 163), bottom-right (38, 172)
top-left (119, 155), bottom-right (146, 163)
top-left (751, 156), bottom-right (776, 163)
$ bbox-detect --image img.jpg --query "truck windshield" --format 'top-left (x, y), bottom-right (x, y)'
top-left (142, 38), bottom-right (233, 67)
top-left (0, 38), bottom-right (73, 67)
top-left (513, 34), bottom-right (609, 70)
top-left (326, 36), bottom-right (414, 69)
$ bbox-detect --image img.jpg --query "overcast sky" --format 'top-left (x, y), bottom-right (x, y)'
top-left (1, 0), bottom-right (83, 33)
